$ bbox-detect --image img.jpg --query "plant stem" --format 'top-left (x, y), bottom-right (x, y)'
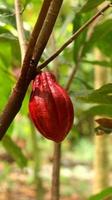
top-left (21, 0), bottom-right (53, 73)
top-left (15, 0), bottom-right (27, 62)
top-left (51, 143), bottom-right (61, 200)
top-left (33, 0), bottom-right (63, 64)
top-left (30, 123), bottom-right (44, 200)
top-left (65, 62), bottom-right (80, 91)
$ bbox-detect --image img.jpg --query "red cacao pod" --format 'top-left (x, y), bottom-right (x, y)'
top-left (29, 71), bottom-right (74, 142)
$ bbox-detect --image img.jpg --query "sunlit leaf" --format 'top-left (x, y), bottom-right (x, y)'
top-left (82, 59), bottom-right (112, 68)
top-left (88, 187), bottom-right (112, 200)
top-left (92, 83), bottom-right (112, 95)
top-left (78, 83), bottom-right (112, 104)
top-left (0, 67), bottom-right (12, 109)
top-left (80, 93), bottom-right (112, 104)
top-left (0, 33), bottom-right (17, 40)
top-left (0, 3), bottom-right (16, 26)
top-left (20, 93), bottom-right (29, 115)
top-left (86, 105), bottom-right (112, 117)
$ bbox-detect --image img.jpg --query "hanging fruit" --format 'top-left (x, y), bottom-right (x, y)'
top-left (29, 71), bottom-right (74, 142)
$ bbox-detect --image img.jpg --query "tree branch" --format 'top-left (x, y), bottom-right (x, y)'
top-left (15, 0), bottom-right (27, 62)
top-left (33, 0), bottom-right (63, 65)
top-left (21, 0), bottom-right (52, 77)
top-left (37, 3), bottom-right (112, 70)
top-left (0, 0), bottom-right (60, 140)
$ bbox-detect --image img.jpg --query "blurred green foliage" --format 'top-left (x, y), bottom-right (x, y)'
top-left (0, 0), bottom-right (112, 199)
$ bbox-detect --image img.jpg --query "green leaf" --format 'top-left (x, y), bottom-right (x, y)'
top-left (20, 93), bottom-right (29, 115)
top-left (86, 105), bottom-right (112, 117)
top-left (0, 33), bottom-right (20, 66)
top-left (79, 83), bottom-right (112, 104)
top-left (22, 0), bottom-right (31, 8)
top-left (93, 83), bottom-right (112, 94)
top-left (75, 77), bottom-right (93, 90)
top-left (81, 0), bottom-right (105, 12)
top-left (97, 31), bottom-right (112, 57)
top-left (2, 135), bottom-right (27, 168)
top-left (92, 20), bottom-right (112, 41)
top-left (0, 32), bottom-right (17, 40)
top-left (82, 60), bottom-right (112, 68)
top-left (78, 84), bottom-right (112, 117)
top-left (0, 4), bottom-right (16, 27)
top-left (88, 187), bottom-right (112, 200)
top-left (0, 67), bottom-right (13, 109)
top-left (80, 94), bottom-right (112, 104)
top-left (72, 13), bottom-right (90, 63)
top-left (82, 19), bottom-right (112, 57)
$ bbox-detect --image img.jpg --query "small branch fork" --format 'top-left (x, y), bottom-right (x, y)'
top-left (0, 2), bottom-right (111, 140)
top-left (0, 0), bottom-right (63, 139)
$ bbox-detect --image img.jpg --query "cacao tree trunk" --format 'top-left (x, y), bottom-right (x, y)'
top-left (51, 143), bottom-right (61, 200)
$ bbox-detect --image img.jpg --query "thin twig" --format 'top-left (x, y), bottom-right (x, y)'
top-left (37, 3), bottom-right (112, 70)
top-left (65, 63), bottom-right (80, 91)
top-left (15, 0), bottom-right (27, 62)
top-left (66, 41), bottom-right (87, 91)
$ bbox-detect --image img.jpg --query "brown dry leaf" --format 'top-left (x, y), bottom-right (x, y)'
top-left (95, 118), bottom-right (112, 129)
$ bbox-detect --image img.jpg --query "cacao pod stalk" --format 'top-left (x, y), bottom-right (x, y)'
top-left (29, 71), bottom-right (74, 142)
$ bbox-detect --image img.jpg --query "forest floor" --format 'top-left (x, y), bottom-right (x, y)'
top-left (0, 139), bottom-right (111, 200)
top-left (0, 154), bottom-right (90, 200)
